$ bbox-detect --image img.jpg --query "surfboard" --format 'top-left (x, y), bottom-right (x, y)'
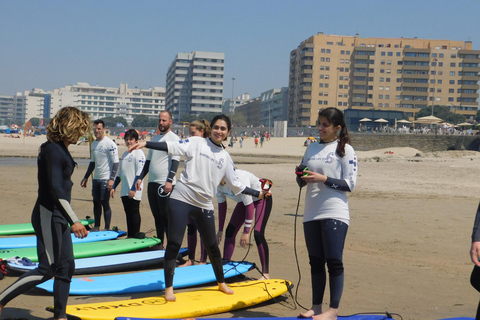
top-left (7, 248), bottom-right (188, 275)
top-left (37, 261), bottom-right (253, 295)
top-left (46, 279), bottom-right (292, 320)
top-left (115, 316), bottom-right (396, 320)
top-left (0, 237), bottom-right (161, 262)
top-left (0, 230), bottom-right (126, 249)
top-left (113, 316), bottom-right (475, 320)
top-left (0, 218), bottom-right (94, 236)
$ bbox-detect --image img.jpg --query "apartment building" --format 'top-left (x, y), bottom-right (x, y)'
top-left (50, 82), bottom-right (165, 124)
top-left (222, 93), bottom-right (251, 114)
top-left (165, 51), bottom-right (225, 121)
top-left (289, 33), bottom-right (480, 126)
top-left (234, 97), bottom-right (261, 127)
top-left (260, 87), bottom-right (288, 128)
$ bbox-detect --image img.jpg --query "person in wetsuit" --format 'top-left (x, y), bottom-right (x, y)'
top-left (129, 114), bottom-right (271, 302)
top-left (0, 107), bottom-right (90, 320)
top-left (216, 169), bottom-right (273, 280)
top-left (297, 107), bottom-right (358, 320)
top-left (470, 203), bottom-right (480, 319)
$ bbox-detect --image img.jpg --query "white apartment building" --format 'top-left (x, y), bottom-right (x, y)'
top-left (260, 88), bottom-right (288, 128)
top-left (222, 93), bottom-right (251, 114)
top-left (51, 82), bottom-right (166, 124)
top-left (165, 51), bottom-right (225, 121)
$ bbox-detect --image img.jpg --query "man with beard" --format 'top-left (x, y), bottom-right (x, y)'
top-left (81, 119), bottom-right (119, 230)
top-left (134, 111), bottom-right (180, 245)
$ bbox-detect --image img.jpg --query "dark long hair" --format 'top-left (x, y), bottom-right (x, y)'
top-left (210, 114), bottom-right (231, 141)
top-left (318, 107), bottom-right (350, 157)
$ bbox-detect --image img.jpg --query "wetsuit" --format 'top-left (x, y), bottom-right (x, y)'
top-left (144, 137), bottom-right (261, 288)
top-left (138, 131), bottom-right (180, 243)
top-left (470, 202), bottom-right (480, 319)
top-left (300, 140), bottom-right (357, 310)
top-left (217, 169), bottom-right (272, 274)
top-left (83, 136), bottom-right (119, 229)
top-left (0, 141), bottom-right (81, 319)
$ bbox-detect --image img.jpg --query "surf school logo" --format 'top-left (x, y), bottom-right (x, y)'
top-left (74, 298), bottom-right (167, 311)
top-left (325, 152), bottom-right (335, 163)
top-left (179, 139), bottom-right (190, 144)
top-left (216, 158), bottom-right (224, 169)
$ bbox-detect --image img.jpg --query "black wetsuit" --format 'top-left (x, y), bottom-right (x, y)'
top-left (0, 141), bottom-right (80, 319)
top-left (471, 202), bottom-right (480, 319)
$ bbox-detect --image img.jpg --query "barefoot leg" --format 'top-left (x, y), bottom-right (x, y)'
top-left (218, 282), bottom-right (234, 295)
top-left (165, 286), bottom-right (176, 302)
top-left (312, 308), bottom-right (338, 320)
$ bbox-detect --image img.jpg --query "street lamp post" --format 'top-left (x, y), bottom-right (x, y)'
top-left (431, 58), bottom-right (438, 116)
top-left (231, 77), bottom-right (236, 115)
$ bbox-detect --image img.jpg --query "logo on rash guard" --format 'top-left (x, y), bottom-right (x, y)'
top-left (216, 158), bottom-right (224, 169)
top-left (349, 155), bottom-right (357, 171)
top-left (325, 152), bottom-right (335, 163)
top-left (109, 145), bottom-right (117, 154)
top-left (178, 139), bottom-right (189, 144)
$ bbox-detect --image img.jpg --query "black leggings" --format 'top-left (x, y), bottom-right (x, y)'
top-left (0, 207), bottom-right (74, 319)
top-left (147, 182), bottom-right (172, 243)
top-left (121, 196), bottom-right (141, 237)
top-left (92, 179), bottom-right (112, 229)
top-left (304, 219), bottom-right (348, 309)
top-left (164, 198), bottom-right (224, 288)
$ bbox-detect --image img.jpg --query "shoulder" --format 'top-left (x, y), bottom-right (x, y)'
top-left (165, 131), bottom-right (180, 140)
top-left (344, 143), bottom-right (355, 154)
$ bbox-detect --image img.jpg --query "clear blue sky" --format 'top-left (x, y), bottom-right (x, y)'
top-left (1, 0), bottom-right (479, 99)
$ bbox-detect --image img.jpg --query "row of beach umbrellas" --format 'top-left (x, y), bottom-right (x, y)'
top-left (359, 116), bottom-right (475, 127)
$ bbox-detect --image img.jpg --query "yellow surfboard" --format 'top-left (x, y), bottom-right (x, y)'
top-left (47, 279), bottom-right (292, 320)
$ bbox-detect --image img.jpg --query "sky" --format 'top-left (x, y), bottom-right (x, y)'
top-left (1, 0), bottom-right (479, 99)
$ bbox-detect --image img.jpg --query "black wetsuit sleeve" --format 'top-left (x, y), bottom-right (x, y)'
top-left (472, 202), bottom-right (480, 242)
top-left (83, 161), bottom-right (95, 180)
top-left (113, 176), bottom-right (121, 190)
top-left (324, 177), bottom-right (352, 192)
top-left (241, 186), bottom-right (261, 198)
top-left (145, 141), bottom-right (168, 152)
top-left (45, 148), bottom-right (80, 225)
top-left (138, 160), bottom-right (150, 180)
top-left (167, 159), bottom-right (180, 183)
top-left (110, 162), bottom-right (120, 181)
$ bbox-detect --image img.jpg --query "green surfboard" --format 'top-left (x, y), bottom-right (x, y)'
top-left (0, 237), bottom-right (161, 262)
top-left (0, 218), bottom-right (95, 236)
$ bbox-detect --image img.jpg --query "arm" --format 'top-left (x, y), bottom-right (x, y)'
top-left (240, 202), bottom-right (254, 247)
top-left (471, 203), bottom-right (480, 266)
top-left (81, 161), bottom-right (95, 188)
top-left (108, 162), bottom-right (120, 190)
top-left (164, 159), bottom-right (180, 193)
top-left (133, 160), bottom-right (150, 191)
top-left (111, 176), bottom-right (121, 198)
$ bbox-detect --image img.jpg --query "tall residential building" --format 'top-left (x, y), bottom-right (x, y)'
top-left (260, 87), bottom-right (288, 129)
top-left (235, 97), bottom-right (261, 127)
top-left (165, 51), bottom-right (225, 121)
top-left (222, 93), bottom-right (251, 114)
top-left (289, 33), bottom-right (480, 126)
top-left (51, 82), bottom-right (165, 124)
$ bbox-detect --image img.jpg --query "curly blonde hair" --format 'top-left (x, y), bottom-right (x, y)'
top-left (47, 107), bottom-right (91, 143)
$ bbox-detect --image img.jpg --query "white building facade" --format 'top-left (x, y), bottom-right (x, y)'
top-left (260, 87), bottom-right (289, 128)
top-left (165, 51), bottom-right (225, 121)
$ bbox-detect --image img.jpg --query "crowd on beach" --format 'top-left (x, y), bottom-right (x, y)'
top-left (2, 106), bottom-right (480, 320)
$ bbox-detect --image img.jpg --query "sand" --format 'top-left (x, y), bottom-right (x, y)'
top-left (0, 134), bottom-right (479, 320)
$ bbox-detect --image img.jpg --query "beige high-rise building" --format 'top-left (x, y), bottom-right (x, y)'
top-left (289, 33), bottom-right (480, 126)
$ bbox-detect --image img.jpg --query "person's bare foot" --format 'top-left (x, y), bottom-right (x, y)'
top-left (298, 304), bottom-right (322, 318)
top-left (165, 286), bottom-right (176, 301)
top-left (257, 273), bottom-right (270, 280)
top-left (218, 282), bottom-right (234, 295)
top-left (312, 308), bottom-right (338, 320)
top-left (298, 309), bottom-right (315, 318)
top-left (198, 261), bottom-right (206, 265)
top-left (179, 259), bottom-right (194, 267)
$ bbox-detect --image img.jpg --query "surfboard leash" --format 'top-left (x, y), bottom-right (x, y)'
top-left (293, 185), bottom-right (309, 311)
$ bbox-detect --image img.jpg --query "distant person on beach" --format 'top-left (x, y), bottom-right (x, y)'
top-left (180, 119), bottom-right (210, 267)
top-left (0, 107), bottom-right (90, 320)
top-left (81, 119), bottom-right (119, 230)
top-left (134, 111), bottom-right (180, 246)
top-left (128, 114), bottom-right (271, 302)
top-left (296, 107), bottom-right (357, 320)
top-left (469, 203), bottom-right (480, 319)
top-left (110, 129), bottom-right (146, 237)
top-left (216, 169), bottom-right (273, 280)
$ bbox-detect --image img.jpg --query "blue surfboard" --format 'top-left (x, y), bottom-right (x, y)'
top-left (36, 261), bottom-right (254, 295)
top-left (0, 230), bottom-right (126, 249)
top-left (8, 247), bottom-right (188, 275)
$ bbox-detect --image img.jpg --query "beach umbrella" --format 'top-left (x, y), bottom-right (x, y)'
top-left (359, 117), bottom-right (372, 122)
top-left (374, 118), bottom-right (389, 123)
top-left (456, 122), bottom-right (473, 126)
top-left (397, 119), bottom-right (411, 124)
top-left (415, 115), bottom-right (443, 124)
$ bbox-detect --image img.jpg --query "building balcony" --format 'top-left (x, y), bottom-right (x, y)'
top-left (352, 71), bottom-right (368, 77)
top-left (403, 56), bottom-right (431, 62)
top-left (401, 82), bottom-right (429, 88)
top-left (400, 90), bottom-right (428, 97)
top-left (352, 97), bottom-right (366, 103)
top-left (460, 93), bottom-right (479, 99)
top-left (461, 66), bottom-right (480, 73)
top-left (402, 65), bottom-right (430, 71)
top-left (460, 75), bottom-right (480, 81)
top-left (459, 84), bottom-right (480, 90)
top-left (401, 74), bottom-right (429, 79)
top-left (352, 88), bottom-right (367, 94)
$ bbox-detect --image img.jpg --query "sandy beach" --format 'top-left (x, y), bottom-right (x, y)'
top-left (0, 134), bottom-right (479, 320)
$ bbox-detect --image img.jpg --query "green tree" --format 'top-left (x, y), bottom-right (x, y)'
top-left (132, 115), bottom-right (156, 128)
top-left (230, 112), bottom-right (247, 127)
top-left (416, 105), bottom-right (465, 124)
top-left (113, 116), bottom-right (128, 127)
top-left (179, 114), bottom-right (198, 124)
top-left (100, 116), bottom-right (116, 128)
